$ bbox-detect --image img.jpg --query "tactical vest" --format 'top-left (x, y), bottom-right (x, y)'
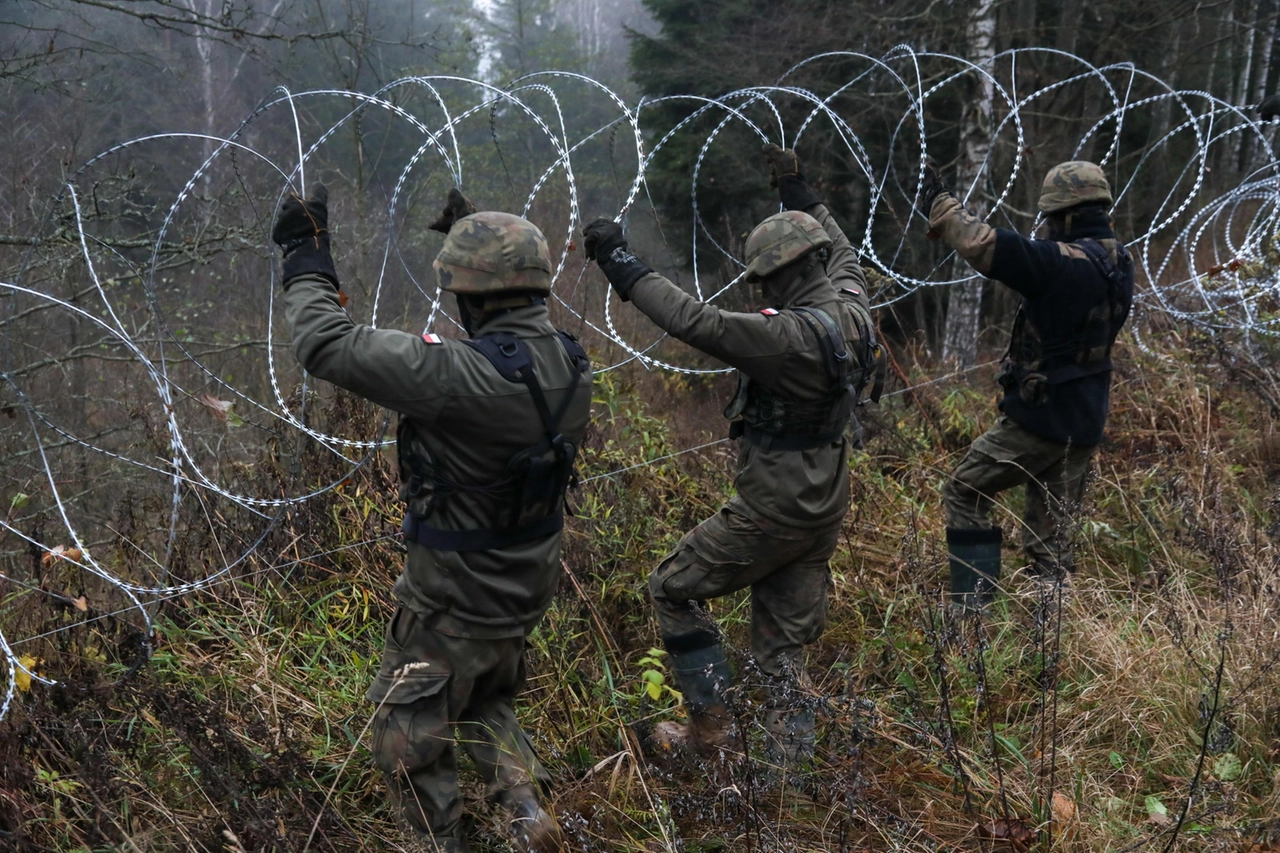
top-left (398, 331), bottom-right (590, 552)
top-left (999, 238), bottom-right (1132, 407)
top-left (725, 299), bottom-right (885, 451)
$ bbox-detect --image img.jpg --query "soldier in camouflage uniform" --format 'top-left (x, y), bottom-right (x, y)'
top-left (273, 186), bottom-right (591, 852)
top-left (583, 146), bottom-right (881, 763)
top-left (922, 161), bottom-right (1134, 608)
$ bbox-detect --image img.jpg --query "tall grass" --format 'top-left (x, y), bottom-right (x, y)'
top-left (2, 333), bottom-right (1280, 852)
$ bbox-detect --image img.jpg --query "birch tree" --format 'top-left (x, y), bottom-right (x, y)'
top-left (941, 0), bottom-right (996, 368)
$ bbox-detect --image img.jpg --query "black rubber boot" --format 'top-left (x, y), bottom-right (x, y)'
top-left (653, 630), bottom-right (735, 754)
top-left (946, 527), bottom-right (1003, 611)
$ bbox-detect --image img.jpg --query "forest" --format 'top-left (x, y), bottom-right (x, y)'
top-left (3, 0), bottom-right (1280, 851)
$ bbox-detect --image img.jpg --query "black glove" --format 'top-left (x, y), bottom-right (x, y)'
top-left (272, 183), bottom-right (337, 288)
top-left (1260, 93), bottom-right (1280, 122)
top-left (428, 188), bottom-right (479, 234)
top-left (583, 218), bottom-right (652, 301)
top-left (763, 144), bottom-right (821, 211)
top-left (919, 160), bottom-right (950, 217)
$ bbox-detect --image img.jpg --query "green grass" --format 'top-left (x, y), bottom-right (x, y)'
top-left (3, 336), bottom-right (1280, 851)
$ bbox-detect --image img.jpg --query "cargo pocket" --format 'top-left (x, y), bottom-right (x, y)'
top-left (385, 605), bottom-right (417, 652)
top-left (655, 509), bottom-right (757, 601)
top-left (367, 668), bottom-right (452, 776)
top-left (367, 666), bottom-right (450, 706)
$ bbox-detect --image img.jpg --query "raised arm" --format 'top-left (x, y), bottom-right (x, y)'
top-left (625, 272), bottom-right (789, 371)
top-left (922, 164), bottom-right (1059, 301)
top-left (763, 144), bottom-right (869, 312)
top-left (283, 276), bottom-right (453, 413)
top-left (272, 184), bottom-right (453, 416)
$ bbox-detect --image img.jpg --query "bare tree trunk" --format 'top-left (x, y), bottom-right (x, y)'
top-left (942, 0), bottom-right (996, 368)
top-left (1150, 15), bottom-right (1186, 148)
top-left (1236, 0), bottom-right (1261, 168)
top-left (1055, 0), bottom-right (1082, 55)
top-left (1244, 0), bottom-right (1279, 169)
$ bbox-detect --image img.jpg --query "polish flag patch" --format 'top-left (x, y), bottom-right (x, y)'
top-left (760, 308), bottom-right (780, 316)
top-left (422, 333), bottom-right (444, 345)
top-left (842, 287), bottom-right (862, 297)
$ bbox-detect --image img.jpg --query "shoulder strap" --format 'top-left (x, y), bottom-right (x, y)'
top-left (556, 329), bottom-right (589, 368)
top-left (462, 333), bottom-right (532, 383)
top-left (1073, 238), bottom-right (1128, 285)
top-left (1072, 237), bottom-right (1133, 344)
top-left (464, 332), bottom-right (583, 445)
top-left (795, 305), bottom-right (887, 403)
top-left (792, 306), bottom-right (851, 381)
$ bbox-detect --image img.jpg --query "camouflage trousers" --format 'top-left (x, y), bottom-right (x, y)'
top-left (649, 505), bottom-right (840, 678)
top-left (367, 606), bottom-right (550, 844)
top-left (943, 415), bottom-right (1096, 571)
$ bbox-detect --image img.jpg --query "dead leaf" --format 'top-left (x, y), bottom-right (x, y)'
top-left (72, 596), bottom-right (88, 612)
top-left (1051, 791), bottom-right (1077, 824)
top-left (15, 655), bottom-right (38, 692)
top-left (199, 394), bottom-right (234, 424)
top-left (977, 818), bottom-right (1036, 852)
top-left (1051, 792), bottom-right (1078, 841)
top-left (42, 545), bottom-right (84, 568)
top-left (1147, 812), bottom-right (1171, 827)
top-left (338, 290), bottom-right (349, 308)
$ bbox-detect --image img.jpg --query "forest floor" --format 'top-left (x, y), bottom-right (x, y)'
top-left (3, 323), bottom-right (1280, 853)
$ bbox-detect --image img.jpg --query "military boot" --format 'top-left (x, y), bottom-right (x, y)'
top-left (403, 830), bottom-right (470, 853)
top-left (946, 527), bottom-right (1002, 612)
top-left (500, 784), bottom-right (565, 853)
top-left (652, 632), bottom-right (735, 755)
top-left (762, 706), bottom-right (816, 768)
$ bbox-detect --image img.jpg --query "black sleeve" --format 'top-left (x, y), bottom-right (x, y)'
top-left (988, 229), bottom-right (1069, 301)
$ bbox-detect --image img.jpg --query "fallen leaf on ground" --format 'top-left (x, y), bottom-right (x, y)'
top-left (1052, 791), bottom-right (1077, 824)
top-left (72, 595), bottom-right (88, 612)
top-left (977, 818), bottom-right (1036, 852)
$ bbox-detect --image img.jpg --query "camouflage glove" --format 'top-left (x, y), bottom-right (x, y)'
top-left (919, 161), bottom-right (949, 217)
top-left (762, 144), bottom-right (821, 211)
top-left (272, 183), bottom-right (338, 289)
top-left (428, 188), bottom-right (479, 234)
top-left (583, 218), bottom-right (652, 301)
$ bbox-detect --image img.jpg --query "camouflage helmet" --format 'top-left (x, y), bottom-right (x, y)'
top-left (743, 210), bottom-right (833, 283)
top-left (433, 211), bottom-right (552, 295)
top-left (1038, 161), bottom-right (1113, 213)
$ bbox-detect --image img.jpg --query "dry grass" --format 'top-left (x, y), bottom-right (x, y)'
top-left (3, 330), bottom-right (1280, 852)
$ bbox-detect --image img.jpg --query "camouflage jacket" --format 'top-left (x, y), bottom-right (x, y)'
top-left (284, 277), bottom-right (593, 638)
top-left (628, 203), bottom-right (871, 532)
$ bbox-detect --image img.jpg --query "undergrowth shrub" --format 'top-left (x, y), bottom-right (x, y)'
top-left (2, 334), bottom-right (1280, 852)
